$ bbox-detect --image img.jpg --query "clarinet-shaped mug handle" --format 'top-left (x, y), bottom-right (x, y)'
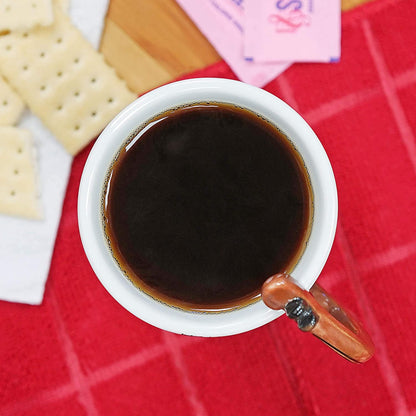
top-left (262, 274), bottom-right (375, 363)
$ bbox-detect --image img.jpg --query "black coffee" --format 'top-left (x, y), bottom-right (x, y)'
top-left (103, 103), bottom-right (312, 311)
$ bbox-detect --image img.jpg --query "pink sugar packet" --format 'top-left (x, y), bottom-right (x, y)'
top-left (245, 0), bottom-right (341, 63)
top-left (175, 0), bottom-right (291, 87)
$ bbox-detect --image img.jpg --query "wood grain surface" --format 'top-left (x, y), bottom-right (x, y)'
top-left (100, 0), bottom-right (376, 94)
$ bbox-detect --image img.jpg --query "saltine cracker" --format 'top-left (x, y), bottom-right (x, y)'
top-left (0, 127), bottom-right (42, 219)
top-left (0, 0), bottom-right (54, 32)
top-left (0, 8), bottom-right (136, 155)
top-left (0, 76), bottom-right (25, 125)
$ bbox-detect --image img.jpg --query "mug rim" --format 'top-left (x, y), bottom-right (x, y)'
top-left (78, 78), bottom-right (338, 337)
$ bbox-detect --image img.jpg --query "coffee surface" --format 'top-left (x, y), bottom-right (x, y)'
top-left (104, 103), bottom-right (311, 310)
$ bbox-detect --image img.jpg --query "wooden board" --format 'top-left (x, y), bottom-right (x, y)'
top-left (100, 0), bottom-right (376, 95)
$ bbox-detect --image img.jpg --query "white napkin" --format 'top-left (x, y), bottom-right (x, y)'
top-left (0, 0), bottom-right (110, 305)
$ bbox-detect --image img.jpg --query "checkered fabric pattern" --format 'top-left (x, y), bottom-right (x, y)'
top-left (1, 0), bottom-right (416, 414)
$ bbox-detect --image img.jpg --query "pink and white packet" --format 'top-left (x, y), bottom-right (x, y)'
top-left (175, 0), bottom-right (291, 87)
top-left (244, 0), bottom-right (341, 63)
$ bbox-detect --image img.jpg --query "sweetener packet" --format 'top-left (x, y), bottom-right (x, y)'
top-left (245, 0), bottom-right (341, 63)
top-left (175, 0), bottom-right (291, 87)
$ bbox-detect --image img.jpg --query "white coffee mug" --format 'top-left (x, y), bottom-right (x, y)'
top-left (78, 78), bottom-right (373, 362)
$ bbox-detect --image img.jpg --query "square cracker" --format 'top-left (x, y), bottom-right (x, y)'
top-left (0, 0), bottom-right (54, 32)
top-left (0, 127), bottom-right (42, 219)
top-left (58, 0), bottom-right (69, 11)
top-left (0, 76), bottom-right (25, 125)
top-left (0, 8), bottom-right (136, 155)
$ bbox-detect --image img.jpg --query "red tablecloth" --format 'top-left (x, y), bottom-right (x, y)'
top-left (2, 0), bottom-right (416, 414)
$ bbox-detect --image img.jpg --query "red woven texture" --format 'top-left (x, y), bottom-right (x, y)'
top-left (2, 0), bottom-right (416, 414)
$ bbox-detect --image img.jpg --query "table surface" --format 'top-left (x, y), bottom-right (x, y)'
top-left (100, 0), bottom-right (376, 94)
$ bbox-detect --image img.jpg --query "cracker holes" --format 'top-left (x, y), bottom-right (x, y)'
top-left (90, 77), bottom-right (97, 84)
top-left (74, 91), bottom-right (80, 97)
top-left (56, 105), bottom-right (63, 111)
top-left (17, 147), bottom-right (23, 154)
top-left (14, 169), bottom-right (19, 175)
top-left (107, 97), bottom-right (114, 103)
top-left (32, 3), bottom-right (37, 8)
top-left (2, 100), bottom-right (7, 106)
top-left (10, 190), bottom-right (16, 197)
top-left (40, 85), bottom-right (46, 91)
top-left (22, 33), bottom-right (29, 38)
top-left (5, 5), bottom-right (11, 12)
top-left (40, 52), bottom-right (45, 58)
top-left (22, 65), bottom-right (28, 71)
top-left (91, 111), bottom-right (97, 117)
top-left (74, 125), bottom-right (80, 131)
top-left (57, 71), bottom-right (63, 77)
top-left (56, 37), bottom-right (63, 44)
top-left (73, 57), bottom-right (80, 64)
top-left (5, 45), bottom-right (12, 51)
